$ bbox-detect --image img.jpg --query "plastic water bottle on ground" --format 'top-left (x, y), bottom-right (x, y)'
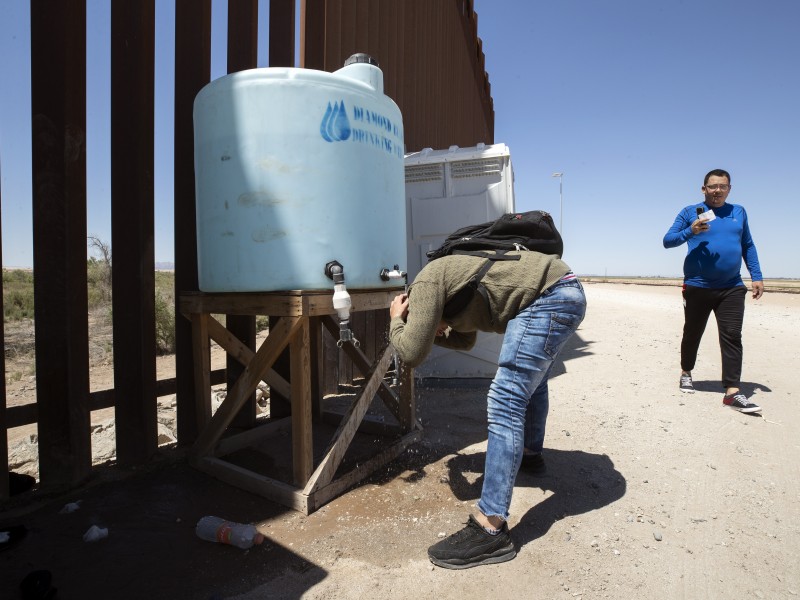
top-left (195, 516), bottom-right (264, 549)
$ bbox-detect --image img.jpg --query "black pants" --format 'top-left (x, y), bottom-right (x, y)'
top-left (681, 285), bottom-right (746, 389)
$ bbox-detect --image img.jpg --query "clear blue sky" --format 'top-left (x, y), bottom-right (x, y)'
top-left (2, 0), bottom-right (799, 277)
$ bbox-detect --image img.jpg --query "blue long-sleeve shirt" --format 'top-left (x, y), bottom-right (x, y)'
top-left (663, 202), bottom-right (762, 288)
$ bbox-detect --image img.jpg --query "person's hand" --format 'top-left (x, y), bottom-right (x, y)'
top-left (752, 281), bottom-right (764, 300)
top-left (691, 218), bottom-right (710, 235)
top-left (390, 293), bottom-right (409, 320)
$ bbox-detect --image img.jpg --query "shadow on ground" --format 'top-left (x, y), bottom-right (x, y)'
top-left (444, 449), bottom-right (626, 549)
top-left (1, 462), bottom-right (326, 600)
top-left (1, 343), bottom-right (619, 599)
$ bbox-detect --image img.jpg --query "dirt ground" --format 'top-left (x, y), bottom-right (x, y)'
top-left (2, 282), bottom-right (799, 599)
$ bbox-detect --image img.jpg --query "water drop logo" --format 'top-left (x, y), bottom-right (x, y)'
top-left (320, 100), bottom-right (351, 142)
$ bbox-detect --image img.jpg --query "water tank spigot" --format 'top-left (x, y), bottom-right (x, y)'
top-left (379, 264), bottom-right (407, 281)
top-left (325, 260), bottom-right (360, 347)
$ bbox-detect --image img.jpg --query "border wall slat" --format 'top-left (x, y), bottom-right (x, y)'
top-left (30, 0), bottom-right (92, 488)
top-left (5, 0), bottom-right (494, 489)
top-left (0, 158), bottom-right (7, 499)
top-left (269, 0), bottom-right (296, 67)
top-left (314, 0), bottom-right (493, 153)
top-left (111, 0), bottom-right (158, 466)
top-left (226, 0), bottom-right (260, 430)
top-left (300, 0), bottom-right (326, 69)
top-left (265, 1), bottom-right (300, 409)
top-left (174, 0), bottom-right (211, 445)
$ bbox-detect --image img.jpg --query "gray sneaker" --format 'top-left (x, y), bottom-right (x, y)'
top-left (679, 373), bottom-right (694, 393)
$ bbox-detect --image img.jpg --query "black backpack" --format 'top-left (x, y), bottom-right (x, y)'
top-left (426, 210), bottom-right (563, 321)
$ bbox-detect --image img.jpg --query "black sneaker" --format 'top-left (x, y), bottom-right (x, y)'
top-left (428, 515), bottom-right (516, 569)
top-left (723, 393), bottom-right (761, 414)
top-left (679, 373), bottom-right (694, 393)
top-left (520, 452), bottom-right (546, 475)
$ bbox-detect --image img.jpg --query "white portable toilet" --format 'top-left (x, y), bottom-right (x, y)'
top-left (404, 143), bottom-right (514, 378)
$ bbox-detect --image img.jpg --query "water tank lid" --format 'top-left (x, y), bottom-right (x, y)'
top-left (345, 53), bottom-right (379, 67)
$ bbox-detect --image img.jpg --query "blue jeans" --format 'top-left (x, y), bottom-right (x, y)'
top-left (477, 278), bottom-right (586, 521)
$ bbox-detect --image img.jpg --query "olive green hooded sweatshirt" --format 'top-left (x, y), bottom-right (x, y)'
top-left (389, 251), bottom-right (570, 367)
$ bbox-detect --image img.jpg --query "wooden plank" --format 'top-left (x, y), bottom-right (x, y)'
top-left (204, 317), bottom-right (292, 407)
top-left (179, 288), bottom-right (403, 317)
top-left (322, 411), bottom-right (405, 437)
top-left (321, 315), bottom-right (401, 420)
top-left (303, 346), bottom-right (394, 495)
top-left (226, 315), bottom-right (257, 428)
top-left (192, 316), bottom-right (301, 457)
top-left (180, 293), bottom-right (305, 316)
top-left (190, 314), bottom-right (213, 429)
top-left (30, 0), bottom-right (92, 487)
top-left (305, 289), bottom-right (403, 315)
top-left (307, 429), bottom-right (422, 513)
top-left (206, 317), bottom-right (251, 365)
top-left (191, 456), bottom-right (309, 514)
top-left (398, 348), bottom-right (416, 432)
top-left (308, 316), bottom-right (324, 419)
top-left (214, 417), bottom-right (292, 457)
top-left (290, 318), bottom-right (313, 486)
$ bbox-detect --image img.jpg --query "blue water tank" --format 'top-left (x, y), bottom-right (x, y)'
top-left (193, 55), bottom-right (406, 292)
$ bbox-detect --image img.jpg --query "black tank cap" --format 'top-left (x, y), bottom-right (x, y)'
top-left (344, 53), bottom-right (379, 67)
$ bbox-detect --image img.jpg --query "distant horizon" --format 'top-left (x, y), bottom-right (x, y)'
top-left (5, 263), bottom-right (800, 283)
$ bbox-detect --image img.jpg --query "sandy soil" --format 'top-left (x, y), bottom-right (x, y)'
top-left (2, 282), bottom-right (799, 599)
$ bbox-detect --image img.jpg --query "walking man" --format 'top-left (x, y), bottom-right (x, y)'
top-left (663, 168), bottom-right (764, 413)
top-left (389, 249), bottom-right (586, 568)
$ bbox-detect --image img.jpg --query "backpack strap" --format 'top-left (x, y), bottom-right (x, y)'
top-left (451, 249), bottom-right (522, 262)
top-left (444, 250), bottom-right (521, 323)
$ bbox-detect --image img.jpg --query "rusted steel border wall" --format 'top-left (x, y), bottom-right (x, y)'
top-left (1, 0), bottom-right (495, 499)
top-left (302, 0), bottom-right (494, 152)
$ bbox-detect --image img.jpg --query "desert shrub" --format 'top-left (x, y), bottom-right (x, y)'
top-left (154, 271), bottom-right (175, 354)
top-left (3, 270), bottom-right (35, 321)
top-left (86, 258), bottom-right (112, 309)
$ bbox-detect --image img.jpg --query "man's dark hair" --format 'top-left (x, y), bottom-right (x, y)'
top-left (704, 169), bottom-right (731, 186)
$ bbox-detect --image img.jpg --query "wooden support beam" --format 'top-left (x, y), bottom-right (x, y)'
top-left (190, 313), bottom-right (212, 429)
top-left (182, 289), bottom-right (413, 514)
top-left (290, 318), bottom-right (313, 485)
top-left (303, 346), bottom-right (394, 495)
top-left (192, 456), bottom-right (309, 513)
top-left (179, 288), bottom-right (402, 317)
top-left (215, 417), bottom-right (292, 458)
top-left (191, 317), bottom-right (302, 457)
top-left (306, 429), bottom-right (422, 513)
top-left (205, 317), bottom-right (291, 400)
top-left (321, 315), bottom-right (401, 421)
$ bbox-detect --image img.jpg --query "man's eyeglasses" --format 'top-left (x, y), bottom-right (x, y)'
top-left (704, 184), bottom-right (730, 191)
